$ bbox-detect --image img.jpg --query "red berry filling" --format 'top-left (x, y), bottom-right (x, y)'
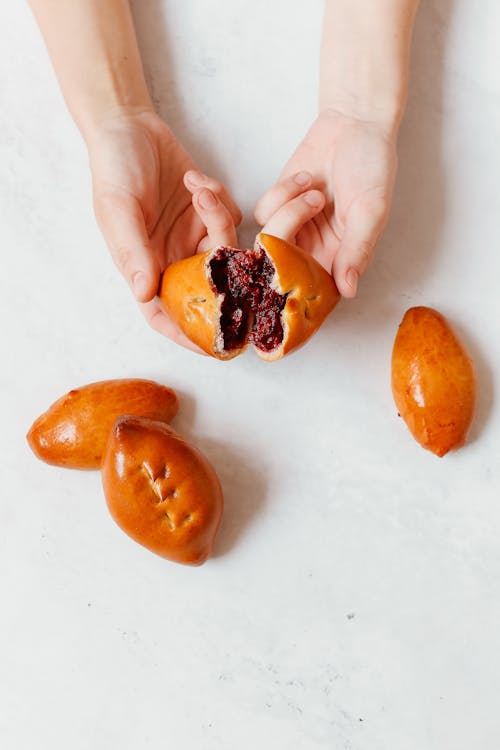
top-left (209, 247), bottom-right (286, 353)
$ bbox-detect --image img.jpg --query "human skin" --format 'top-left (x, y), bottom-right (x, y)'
top-left (29, 0), bottom-right (419, 349)
top-left (255, 0), bottom-right (420, 297)
top-left (28, 0), bottom-right (241, 350)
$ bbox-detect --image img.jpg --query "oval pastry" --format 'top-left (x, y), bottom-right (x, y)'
top-left (27, 379), bottom-right (179, 469)
top-left (391, 306), bottom-right (476, 456)
top-left (102, 416), bottom-right (223, 565)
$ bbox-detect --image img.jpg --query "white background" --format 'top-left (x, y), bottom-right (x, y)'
top-left (1, 1), bottom-right (499, 748)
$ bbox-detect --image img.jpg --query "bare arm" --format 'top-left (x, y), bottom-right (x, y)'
top-left (320, 0), bottom-right (420, 131)
top-left (28, 0), bottom-right (151, 139)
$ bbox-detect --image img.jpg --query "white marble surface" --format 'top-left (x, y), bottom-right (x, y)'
top-left (1, 1), bottom-right (500, 748)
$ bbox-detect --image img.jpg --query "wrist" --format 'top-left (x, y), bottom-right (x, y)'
top-left (319, 87), bottom-right (406, 137)
top-left (319, 45), bottom-right (409, 135)
top-left (78, 101), bottom-right (155, 145)
top-left (71, 65), bottom-right (153, 143)
top-left (319, 0), bottom-right (419, 136)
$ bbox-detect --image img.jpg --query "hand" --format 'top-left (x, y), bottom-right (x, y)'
top-left (86, 109), bottom-right (242, 351)
top-left (254, 109), bottom-right (398, 297)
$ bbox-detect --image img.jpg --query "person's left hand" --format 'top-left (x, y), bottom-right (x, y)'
top-left (254, 108), bottom-right (398, 297)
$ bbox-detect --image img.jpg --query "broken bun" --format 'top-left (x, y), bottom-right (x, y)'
top-left (159, 233), bottom-right (340, 361)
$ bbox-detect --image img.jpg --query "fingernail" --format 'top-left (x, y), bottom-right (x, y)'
top-left (199, 189), bottom-right (218, 209)
top-left (304, 190), bottom-right (322, 207)
top-left (186, 170), bottom-right (205, 186)
top-left (294, 171), bottom-right (311, 186)
top-left (345, 268), bottom-right (358, 295)
top-left (132, 271), bottom-right (149, 299)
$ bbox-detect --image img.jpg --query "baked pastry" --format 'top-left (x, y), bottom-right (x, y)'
top-left (27, 379), bottom-right (178, 469)
top-left (102, 416), bottom-right (223, 565)
top-left (159, 233), bottom-right (340, 360)
top-left (391, 306), bottom-right (476, 456)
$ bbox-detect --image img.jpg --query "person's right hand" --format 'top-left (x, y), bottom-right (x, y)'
top-left (86, 108), bottom-right (242, 352)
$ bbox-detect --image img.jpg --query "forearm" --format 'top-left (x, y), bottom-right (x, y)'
top-left (29, 0), bottom-right (152, 140)
top-left (320, 0), bottom-right (420, 132)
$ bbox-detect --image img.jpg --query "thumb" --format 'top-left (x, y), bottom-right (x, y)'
top-left (332, 196), bottom-right (388, 298)
top-left (94, 191), bottom-right (160, 303)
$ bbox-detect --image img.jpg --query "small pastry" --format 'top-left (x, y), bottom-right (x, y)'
top-left (391, 307), bottom-right (476, 456)
top-left (102, 416), bottom-right (223, 565)
top-left (27, 379), bottom-right (179, 469)
top-left (159, 233), bottom-right (340, 361)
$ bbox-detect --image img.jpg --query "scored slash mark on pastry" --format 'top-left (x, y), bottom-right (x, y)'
top-left (164, 509), bottom-right (175, 530)
top-left (304, 294), bottom-right (319, 320)
top-left (141, 462), bottom-right (194, 530)
top-left (163, 511), bottom-right (194, 529)
top-left (141, 461), bottom-right (178, 504)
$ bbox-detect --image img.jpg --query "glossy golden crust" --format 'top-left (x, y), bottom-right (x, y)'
top-left (26, 379), bottom-right (179, 470)
top-left (256, 234), bottom-right (340, 361)
top-left (158, 249), bottom-right (242, 360)
top-left (391, 307), bottom-right (476, 457)
top-left (102, 416), bottom-right (223, 565)
top-left (159, 235), bottom-right (339, 361)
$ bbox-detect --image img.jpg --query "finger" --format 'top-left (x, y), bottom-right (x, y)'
top-left (197, 234), bottom-right (218, 254)
top-left (162, 204), bottom-right (206, 264)
top-left (184, 170), bottom-right (242, 226)
top-left (296, 216), bottom-right (332, 270)
top-left (261, 190), bottom-right (325, 243)
top-left (332, 196), bottom-right (388, 298)
top-left (140, 299), bottom-right (207, 355)
top-left (94, 191), bottom-right (160, 303)
top-left (191, 188), bottom-right (238, 248)
top-left (254, 171), bottom-right (312, 226)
